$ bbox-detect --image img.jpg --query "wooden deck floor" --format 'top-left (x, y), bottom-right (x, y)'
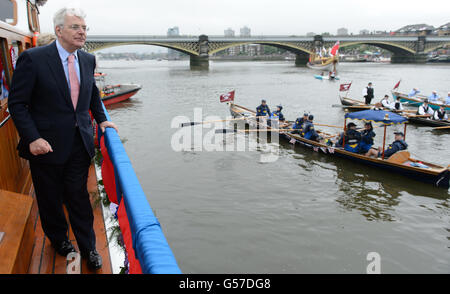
top-left (27, 164), bottom-right (113, 274)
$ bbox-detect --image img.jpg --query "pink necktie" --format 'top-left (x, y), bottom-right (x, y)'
top-left (68, 54), bottom-right (79, 110)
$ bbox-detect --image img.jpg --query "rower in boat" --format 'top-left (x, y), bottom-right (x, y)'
top-left (417, 99), bottom-right (434, 117)
top-left (366, 131), bottom-right (408, 159)
top-left (359, 122), bottom-right (376, 155)
top-left (362, 82), bottom-right (374, 105)
top-left (408, 88), bottom-right (420, 98)
top-left (291, 113), bottom-right (308, 134)
top-left (433, 105), bottom-right (448, 121)
top-left (392, 96), bottom-right (404, 111)
top-left (445, 92), bottom-right (450, 105)
top-left (271, 105), bottom-right (285, 122)
top-left (302, 115), bottom-right (321, 141)
top-left (428, 90), bottom-right (440, 103)
top-left (380, 95), bottom-right (394, 110)
top-left (270, 105), bottom-right (289, 128)
top-left (336, 122), bottom-right (362, 153)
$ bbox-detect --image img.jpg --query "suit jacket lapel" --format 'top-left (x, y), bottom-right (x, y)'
top-left (46, 42), bottom-right (74, 110)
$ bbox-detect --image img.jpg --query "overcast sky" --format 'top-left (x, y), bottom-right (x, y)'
top-left (39, 0), bottom-right (450, 36)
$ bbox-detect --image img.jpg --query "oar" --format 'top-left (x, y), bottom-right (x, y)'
top-left (216, 128), bottom-right (297, 134)
top-left (433, 126), bottom-right (450, 130)
top-left (315, 123), bottom-right (344, 129)
top-left (180, 117), bottom-right (248, 127)
top-left (332, 104), bottom-right (372, 109)
top-left (405, 114), bottom-right (432, 118)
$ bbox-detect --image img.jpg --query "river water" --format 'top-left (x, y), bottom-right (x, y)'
top-left (99, 59), bottom-right (449, 273)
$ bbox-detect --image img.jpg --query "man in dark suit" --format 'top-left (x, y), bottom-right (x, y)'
top-left (8, 7), bottom-right (117, 270)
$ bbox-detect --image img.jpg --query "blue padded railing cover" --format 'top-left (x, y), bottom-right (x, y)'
top-left (101, 104), bottom-right (181, 274)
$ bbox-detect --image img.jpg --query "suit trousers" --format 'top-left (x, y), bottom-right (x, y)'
top-left (29, 127), bottom-right (95, 253)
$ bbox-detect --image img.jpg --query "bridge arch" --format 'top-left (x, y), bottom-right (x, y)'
top-left (208, 41), bottom-right (313, 56)
top-left (339, 41), bottom-right (416, 55)
top-left (85, 42), bottom-right (199, 56)
top-left (424, 41), bottom-right (450, 53)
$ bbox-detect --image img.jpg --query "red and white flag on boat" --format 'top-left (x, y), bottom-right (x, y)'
top-left (220, 90), bottom-right (235, 103)
top-left (339, 82), bottom-right (352, 92)
top-left (393, 80), bottom-right (401, 90)
top-left (330, 41), bottom-right (340, 56)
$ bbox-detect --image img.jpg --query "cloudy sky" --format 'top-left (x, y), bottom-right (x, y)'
top-left (39, 0), bottom-right (450, 36)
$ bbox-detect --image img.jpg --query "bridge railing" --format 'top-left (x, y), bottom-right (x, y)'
top-left (98, 103), bottom-right (181, 274)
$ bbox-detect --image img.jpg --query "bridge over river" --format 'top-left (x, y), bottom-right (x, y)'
top-left (85, 34), bottom-right (450, 69)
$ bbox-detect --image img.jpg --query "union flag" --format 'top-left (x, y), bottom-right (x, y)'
top-left (220, 90), bottom-right (235, 103)
top-left (339, 82), bottom-right (352, 92)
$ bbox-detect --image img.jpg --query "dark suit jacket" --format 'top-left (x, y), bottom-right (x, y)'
top-left (8, 41), bottom-right (107, 165)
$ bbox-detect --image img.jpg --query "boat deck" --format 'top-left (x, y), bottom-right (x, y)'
top-left (27, 164), bottom-right (112, 274)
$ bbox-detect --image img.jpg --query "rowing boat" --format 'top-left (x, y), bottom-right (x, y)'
top-left (406, 116), bottom-right (450, 128)
top-left (338, 96), bottom-right (450, 128)
top-left (226, 103), bottom-right (450, 188)
top-left (392, 91), bottom-right (450, 111)
top-left (314, 75), bottom-right (340, 81)
top-left (339, 96), bottom-right (374, 110)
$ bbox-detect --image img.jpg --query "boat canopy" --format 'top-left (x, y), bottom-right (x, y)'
top-left (345, 109), bottom-right (408, 125)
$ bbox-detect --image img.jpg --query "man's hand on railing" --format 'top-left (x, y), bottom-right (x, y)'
top-left (100, 121), bottom-right (119, 133)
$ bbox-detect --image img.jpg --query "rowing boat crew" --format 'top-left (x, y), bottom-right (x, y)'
top-left (417, 100), bottom-right (449, 120)
top-left (378, 96), bottom-right (448, 121)
top-left (407, 88), bottom-right (450, 105)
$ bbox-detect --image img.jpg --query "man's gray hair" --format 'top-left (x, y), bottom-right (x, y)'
top-left (53, 7), bottom-right (86, 28)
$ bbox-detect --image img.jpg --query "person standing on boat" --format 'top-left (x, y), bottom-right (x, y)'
top-left (302, 115), bottom-right (320, 141)
top-left (359, 122), bottom-right (376, 155)
top-left (291, 113), bottom-right (308, 134)
top-left (433, 105), bottom-right (448, 121)
top-left (8, 7), bottom-right (117, 270)
top-left (366, 132), bottom-right (408, 159)
top-left (417, 99), bottom-right (434, 117)
top-left (256, 99), bottom-right (271, 117)
top-left (408, 88), bottom-right (420, 98)
top-left (362, 82), bottom-right (374, 105)
top-left (338, 122), bottom-right (361, 152)
top-left (428, 90), bottom-right (440, 102)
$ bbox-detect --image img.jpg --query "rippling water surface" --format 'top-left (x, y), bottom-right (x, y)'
top-left (99, 59), bottom-right (450, 273)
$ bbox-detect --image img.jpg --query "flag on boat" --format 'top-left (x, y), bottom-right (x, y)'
top-left (330, 41), bottom-right (340, 56)
top-left (339, 82), bottom-right (352, 92)
top-left (220, 90), bottom-right (235, 103)
top-left (393, 80), bottom-right (401, 90)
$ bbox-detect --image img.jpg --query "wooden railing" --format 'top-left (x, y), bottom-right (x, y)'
top-left (0, 99), bottom-right (32, 195)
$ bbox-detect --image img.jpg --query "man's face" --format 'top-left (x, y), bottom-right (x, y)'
top-left (395, 134), bottom-right (402, 141)
top-left (56, 15), bottom-right (87, 51)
